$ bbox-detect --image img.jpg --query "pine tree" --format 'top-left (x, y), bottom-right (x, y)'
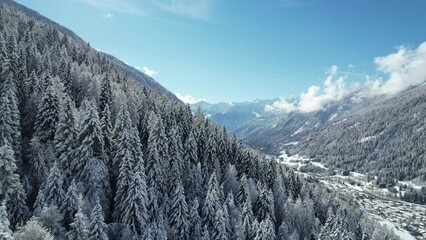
top-left (88, 198), bottom-right (108, 240)
top-left (168, 127), bottom-right (184, 181)
top-left (200, 225), bottom-right (211, 240)
top-left (113, 107), bottom-right (147, 228)
top-left (273, 169), bottom-right (287, 225)
top-left (237, 174), bottom-right (250, 207)
top-left (203, 173), bottom-right (221, 231)
top-left (38, 204), bottom-right (66, 238)
top-left (183, 130), bottom-right (198, 166)
top-left (120, 162), bottom-right (148, 235)
top-left (99, 73), bottom-right (112, 116)
top-left (185, 162), bottom-right (203, 201)
top-left (168, 176), bottom-right (189, 240)
top-left (33, 78), bottom-right (60, 143)
top-left (54, 95), bottom-right (76, 186)
top-left (318, 208), bottom-right (334, 240)
top-left (73, 102), bottom-right (109, 203)
top-left (112, 107), bottom-right (141, 175)
top-left (60, 179), bottom-right (79, 227)
top-left (277, 222), bottom-right (289, 240)
top-left (13, 219), bottom-right (55, 240)
top-left (33, 185), bottom-right (47, 217)
top-left (189, 198), bottom-right (202, 240)
top-left (6, 180), bottom-right (29, 230)
top-left (0, 143), bottom-right (19, 203)
top-left (0, 203), bottom-right (13, 240)
top-left (241, 199), bottom-right (254, 240)
top-left (0, 76), bottom-right (21, 162)
top-left (211, 208), bottom-right (228, 240)
top-left (203, 131), bottom-right (218, 176)
top-left (254, 185), bottom-right (275, 222)
top-left (100, 104), bottom-right (112, 168)
top-left (43, 161), bottom-right (65, 206)
top-left (145, 111), bottom-right (166, 213)
top-left (68, 196), bottom-right (89, 240)
top-left (0, 95), bottom-right (14, 148)
top-left (254, 216), bottom-right (275, 240)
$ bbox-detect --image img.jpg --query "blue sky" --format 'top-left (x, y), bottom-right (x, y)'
top-left (15, 0), bottom-right (426, 103)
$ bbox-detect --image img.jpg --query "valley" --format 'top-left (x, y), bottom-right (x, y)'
top-left (277, 151), bottom-right (426, 240)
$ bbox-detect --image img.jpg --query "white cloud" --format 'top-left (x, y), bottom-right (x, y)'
top-left (265, 97), bottom-right (296, 112)
top-left (153, 0), bottom-right (215, 21)
top-left (103, 13), bottom-right (114, 18)
top-left (348, 64), bottom-right (355, 68)
top-left (298, 67), bottom-right (346, 112)
top-left (370, 42), bottom-right (426, 95)
top-left (142, 66), bottom-right (158, 77)
top-left (175, 93), bottom-right (206, 104)
top-left (267, 65), bottom-right (347, 113)
top-left (268, 42), bottom-right (426, 114)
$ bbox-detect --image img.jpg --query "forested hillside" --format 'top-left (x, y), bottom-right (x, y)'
top-left (0, 1), bottom-right (400, 239)
top-left (287, 84), bottom-right (426, 182)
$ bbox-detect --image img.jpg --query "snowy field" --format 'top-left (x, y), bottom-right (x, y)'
top-left (278, 151), bottom-right (426, 240)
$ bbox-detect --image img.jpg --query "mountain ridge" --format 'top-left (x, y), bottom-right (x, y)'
top-left (0, 0), bottom-right (179, 101)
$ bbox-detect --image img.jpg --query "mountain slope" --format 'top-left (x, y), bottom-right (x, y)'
top-left (0, 1), bottom-right (393, 239)
top-left (0, 0), bottom-right (178, 101)
top-left (289, 83), bottom-right (426, 181)
top-left (225, 84), bottom-right (426, 182)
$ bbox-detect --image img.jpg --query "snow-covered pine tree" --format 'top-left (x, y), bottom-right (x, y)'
top-left (6, 180), bottom-right (29, 230)
top-left (113, 107), bottom-right (147, 225)
top-left (38, 204), bottom-right (66, 238)
top-left (318, 208), bottom-right (334, 240)
top-left (13, 219), bottom-right (55, 240)
top-left (273, 167), bottom-right (287, 226)
top-left (0, 143), bottom-right (19, 203)
top-left (67, 196), bottom-right (89, 240)
top-left (0, 94), bottom-right (14, 149)
top-left (100, 104), bottom-right (112, 168)
top-left (203, 173), bottom-right (221, 233)
top-left (254, 184), bottom-right (275, 222)
top-left (236, 174), bottom-right (250, 207)
top-left (54, 95), bottom-right (76, 186)
top-left (203, 130), bottom-right (219, 177)
top-left (88, 198), bottom-right (108, 240)
top-left (0, 74), bottom-right (21, 163)
top-left (241, 199), bottom-right (255, 240)
top-left (112, 107), bottom-right (141, 175)
top-left (0, 202), bottom-right (13, 240)
top-left (73, 101), bottom-right (109, 204)
top-left (254, 215), bottom-right (275, 240)
top-left (211, 207), bottom-right (228, 240)
top-left (145, 111), bottom-right (166, 213)
top-left (183, 129), bottom-right (198, 164)
top-left (168, 126), bottom-right (184, 181)
top-left (33, 77), bottom-right (60, 143)
top-left (189, 198), bottom-right (202, 240)
top-left (120, 160), bottom-right (148, 235)
top-left (186, 162), bottom-right (204, 202)
top-left (99, 73), bottom-right (112, 115)
top-left (60, 179), bottom-right (79, 227)
top-left (200, 225), bottom-right (210, 240)
top-left (43, 161), bottom-right (65, 206)
top-left (168, 172), bottom-right (189, 240)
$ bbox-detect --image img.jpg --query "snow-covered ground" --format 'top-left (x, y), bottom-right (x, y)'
top-left (278, 151), bottom-right (426, 240)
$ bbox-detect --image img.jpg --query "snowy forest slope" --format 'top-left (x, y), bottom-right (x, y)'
top-left (0, 1), bottom-right (402, 239)
top-left (0, 0), bottom-right (178, 101)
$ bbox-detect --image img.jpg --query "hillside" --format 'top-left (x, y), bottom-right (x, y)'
top-left (0, 0), bottom-right (178, 101)
top-left (0, 1), bottom-right (401, 239)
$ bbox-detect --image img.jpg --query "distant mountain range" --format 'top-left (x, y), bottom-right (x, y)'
top-left (193, 83), bottom-right (426, 182)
